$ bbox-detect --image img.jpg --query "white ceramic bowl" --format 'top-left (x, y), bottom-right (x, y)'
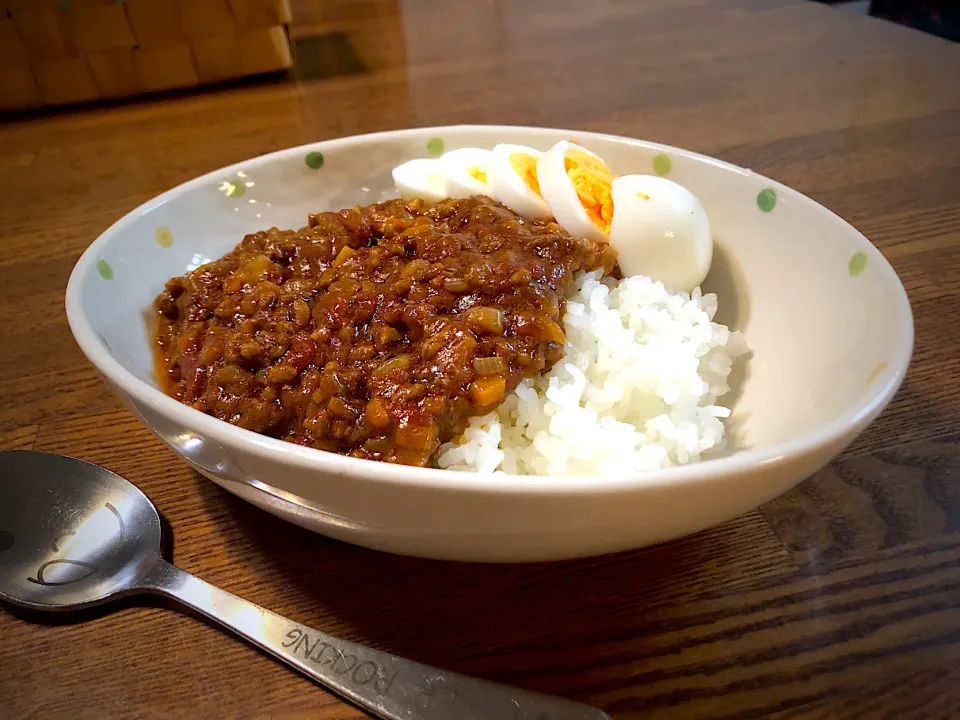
top-left (66, 126), bottom-right (912, 562)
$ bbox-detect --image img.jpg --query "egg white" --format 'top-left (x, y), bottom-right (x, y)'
top-left (392, 158), bottom-right (448, 204)
top-left (488, 144), bottom-right (550, 219)
top-left (441, 148), bottom-right (495, 199)
top-left (608, 174), bottom-right (713, 293)
top-left (536, 141), bottom-right (612, 243)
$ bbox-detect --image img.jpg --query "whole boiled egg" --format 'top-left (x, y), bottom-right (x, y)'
top-left (440, 148), bottom-right (495, 199)
top-left (488, 144), bottom-right (550, 219)
top-left (391, 158), bottom-right (448, 204)
top-left (536, 141), bottom-right (614, 243)
top-left (608, 174), bottom-right (713, 293)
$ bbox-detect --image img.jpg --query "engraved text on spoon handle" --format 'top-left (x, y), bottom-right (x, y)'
top-left (139, 561), bottom-right (608, 720)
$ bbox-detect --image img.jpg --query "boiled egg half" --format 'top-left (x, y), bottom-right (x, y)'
top-left (488, 144), bottom-right (550, 219)
top-left (391, 158), bottom-right (448, 204)
top-left (440, 148), bottom-right (495, 199)
top-left (608, 174), bottom-right (712, 294)
top-left (536, 141), bottom-right (614, 243)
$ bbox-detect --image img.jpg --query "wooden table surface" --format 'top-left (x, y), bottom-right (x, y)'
top-left (2, 0), bottom-right (960, 717)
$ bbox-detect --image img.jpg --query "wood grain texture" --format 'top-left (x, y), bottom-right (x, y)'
top-left (1, 0), bottom-right (959, 717)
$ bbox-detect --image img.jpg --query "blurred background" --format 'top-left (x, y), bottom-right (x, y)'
top-left (816, 0), bottom-right (958, 40)
top-left (1, 0), bottom-right (956, 116)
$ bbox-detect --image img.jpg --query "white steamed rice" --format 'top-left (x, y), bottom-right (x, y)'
top-left (436, 270), bottom-right (747, 476)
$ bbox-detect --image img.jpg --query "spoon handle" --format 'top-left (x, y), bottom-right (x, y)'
top-left (139, 560), bottom-right (608, 720)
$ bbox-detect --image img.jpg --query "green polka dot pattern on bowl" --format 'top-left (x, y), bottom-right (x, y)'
top-left (756, 188), bottom-right (777, 213)
top-left (849, 251), bottom-right (867, 277)
top-left (155, 226), bottom-right (174, 248)
top-left (305, 151), bottom-right (324, 170)
top-left (426, 137), bottom-right (445, 156)
top-left (96, 259), bottom-right (113, 280)
top-left (221, 179), bottom-right (246, 198)
top-left (652, 154), bottom-right (671, 176)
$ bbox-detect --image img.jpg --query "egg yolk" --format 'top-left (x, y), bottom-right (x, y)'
top-left (564, 151), bottom-right (614, 232)
top-left (509, 153), bottom-right (542, 196)
top-left (468, 166), bottom-right (488, 184)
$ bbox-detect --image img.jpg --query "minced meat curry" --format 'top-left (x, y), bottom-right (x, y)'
top-left (155, 196), bottom-right (616, 466)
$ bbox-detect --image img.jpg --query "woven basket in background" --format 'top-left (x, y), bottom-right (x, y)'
top-left (0, 0), bottom-right (293, 112)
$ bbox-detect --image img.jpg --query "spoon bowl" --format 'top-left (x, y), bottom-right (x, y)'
top-left (0, 450), bottom-right (609, 720)
top-left (0, 451), bottom-right (161, 611)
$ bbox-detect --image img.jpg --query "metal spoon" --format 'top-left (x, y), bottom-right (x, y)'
top-left (0, 450), bottom-right (609, 720)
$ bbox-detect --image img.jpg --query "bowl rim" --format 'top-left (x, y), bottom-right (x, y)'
top-left (65, 124), bottom-right (915, 495)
